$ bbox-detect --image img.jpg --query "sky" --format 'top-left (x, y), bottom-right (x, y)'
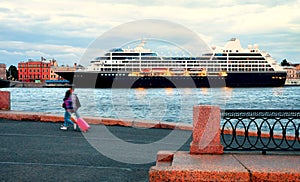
top-left (0, 0), bottom-right (299, 67)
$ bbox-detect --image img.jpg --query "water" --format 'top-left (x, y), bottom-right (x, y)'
top-left (1, 87), bottom-right (299, 124)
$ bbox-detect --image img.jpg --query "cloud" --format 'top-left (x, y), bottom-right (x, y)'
top-left (0, 49), bottom-right (24, 56)
top-left (0, 41), bottom-right (85, 66)
top-left (1, 0), bottom-right (299, 38)
top-left (229, 4), bottom-right (299, 33)
top-left (0, 41), bottom-right (83, 54)
top-left (0, 0), bottom-right (299, 66)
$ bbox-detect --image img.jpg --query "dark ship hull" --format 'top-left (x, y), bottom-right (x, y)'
top-left (55, 71), bottom-right (286, 88)
top-left (0, 79), bottom-right (10, 88)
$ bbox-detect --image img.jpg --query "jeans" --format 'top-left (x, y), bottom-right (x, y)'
top-left (64, 111), bottom-right (74, 127)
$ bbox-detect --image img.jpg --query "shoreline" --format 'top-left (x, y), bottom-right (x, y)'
top-left (4, 82), bottom-right (300, 88)
top-left (8, 81), bottom-right (72, 88)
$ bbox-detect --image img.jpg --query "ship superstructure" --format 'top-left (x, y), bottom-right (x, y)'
top-left (56, 38), bottom-right (286, 88)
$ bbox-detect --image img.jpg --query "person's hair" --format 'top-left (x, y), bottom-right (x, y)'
top-left (64, 90), bottom-right (71, 101)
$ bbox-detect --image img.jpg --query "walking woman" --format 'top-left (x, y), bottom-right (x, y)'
top-left (60, 90), bottom-right (77, 131)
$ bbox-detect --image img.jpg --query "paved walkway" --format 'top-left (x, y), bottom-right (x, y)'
top-left (0, 118), bottom-right (192, 182)
top-left (1, 117), bottom-right (299, 181)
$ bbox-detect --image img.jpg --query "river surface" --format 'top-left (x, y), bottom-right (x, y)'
top-left (2, 87), bottom-right (299, 124)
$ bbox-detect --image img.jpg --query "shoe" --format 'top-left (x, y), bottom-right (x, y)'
top-left (73, 123), bottom-right (77, 130)
top-left (60, 126), bottom-right (68, 130)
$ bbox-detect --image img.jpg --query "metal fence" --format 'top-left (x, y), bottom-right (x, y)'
top-left (221, 110), bottom-right (300, 153)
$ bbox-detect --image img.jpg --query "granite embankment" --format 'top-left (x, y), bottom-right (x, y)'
top-left (0, 110), bottom-right (192, 130)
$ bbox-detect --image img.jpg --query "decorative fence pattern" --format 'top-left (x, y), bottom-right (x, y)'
top-left (221, 110), bottom-right (300, 152)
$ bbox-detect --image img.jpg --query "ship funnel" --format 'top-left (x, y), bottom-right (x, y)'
top-left (224, 38), bottom-right (242, 51)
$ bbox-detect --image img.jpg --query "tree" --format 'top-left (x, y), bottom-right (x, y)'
top-left (6, 65), bottom-right (18, 80)
top-left (280, 59), bottom-right (290, 66)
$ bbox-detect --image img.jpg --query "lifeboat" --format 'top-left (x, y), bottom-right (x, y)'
top-left (170, 68), bottom-right (186, 76)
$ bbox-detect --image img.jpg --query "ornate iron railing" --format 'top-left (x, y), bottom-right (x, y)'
top-left (221, 110), bottom-right (300, 153)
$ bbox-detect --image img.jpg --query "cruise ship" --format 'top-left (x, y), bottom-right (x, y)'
top-left (55, 38), bottom-right (287, 88)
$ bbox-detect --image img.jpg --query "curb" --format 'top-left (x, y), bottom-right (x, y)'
top-left (0, 110), bottom-right (295, 140)
top-left (0, 110), bottom-right (193, 131)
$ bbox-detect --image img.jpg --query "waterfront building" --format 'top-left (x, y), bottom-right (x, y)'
top-left (283, 64), bottom-right (300, 85)
top-left (49, 60), bottom-right (80, 81)
top-left (295, 64), bottom-right (300, 78)
top-left (52, 63), bottom-right (77, 80)
top-left (0, 63), bottom-right (6, 80)
top-left (50, 59), bottom-right (60, 80)
top-left (283, 64), bottom-right (300, 79)
top-left (18, 58), bottom-right (52, 82)
top-left (18, 57), bottom-right (79, 83)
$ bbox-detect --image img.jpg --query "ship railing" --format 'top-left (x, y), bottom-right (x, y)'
top-left (221, 109), bottom-right (300, 153)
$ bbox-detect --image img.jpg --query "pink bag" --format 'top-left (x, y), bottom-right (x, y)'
top-left (76, 118), bottom-right (90, 132)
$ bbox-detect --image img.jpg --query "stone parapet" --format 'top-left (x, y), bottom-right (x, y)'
top-left (149, 152), bottom-right (250, 182)
top-left (149, 105), bottom-right (300, 181)
top-left (190, 105), bottom-right (223, 154)
top-left (0, 91), bottom-right (10, 110)
top-left (149, 152), bottom-right (300, 182)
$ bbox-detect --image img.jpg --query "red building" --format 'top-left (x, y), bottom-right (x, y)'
top-left (18, 58), bottom-right (51, 82)
top-left (0, 63), bottom-right (6, 80)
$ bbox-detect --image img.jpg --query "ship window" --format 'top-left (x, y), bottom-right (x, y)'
top-left (112, 53), bottom-right (139, 56)
top-left (229, 53), bottom-right (262, 56)
top-left (141, 53), bottom-right (157, 56)
top-left (215, 53), bottom-right (227, 56)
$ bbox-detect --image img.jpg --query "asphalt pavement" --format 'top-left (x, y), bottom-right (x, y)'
top-left (1, 118), bottom-right (299, 181)
top-left (0, 119), bottom-right (192, 182)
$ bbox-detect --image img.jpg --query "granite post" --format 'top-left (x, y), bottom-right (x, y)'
top-left (0, 91), bottom-right (10, 110)
top-left (190, 105), bottom-right (223, 154)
